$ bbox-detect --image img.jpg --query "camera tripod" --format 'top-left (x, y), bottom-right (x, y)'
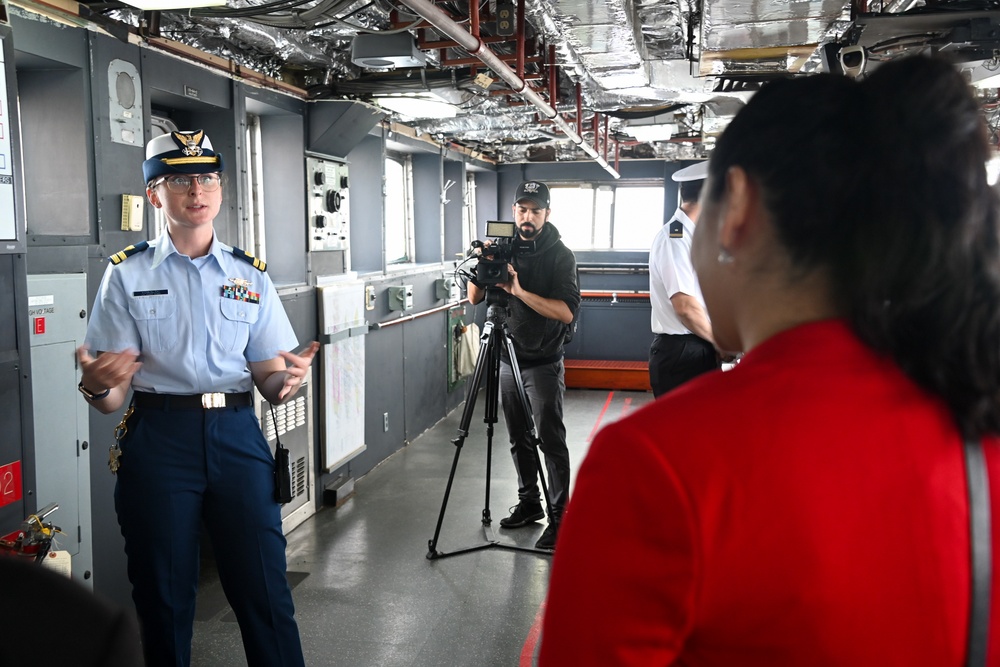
top-left (427, 286), bottom-right (552, 559)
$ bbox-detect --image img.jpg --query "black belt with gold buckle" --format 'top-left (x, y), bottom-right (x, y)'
top-left (132, 391), bottom-right (253, 410)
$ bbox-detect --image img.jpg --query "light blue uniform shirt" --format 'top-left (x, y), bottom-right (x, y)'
top-left (85, 230), bottom-right (298, 394)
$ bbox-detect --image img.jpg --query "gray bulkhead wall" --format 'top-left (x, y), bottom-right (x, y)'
top-left (443, 160), bottom-right (465, 262)
top-left (260, 114), bottom-right (308, 283)
top-left (473, 169), bottom-right (499, 236)
top-left (0, 17), bottom-right (32, 542)
top-left (14, 18), bottom-right (92, 242)
top-left (411, 152), bottom-right (442, 263)
top-left (346, 134), bottom-right (383, 272)
top-left (245, 87), bottom-right (308, 286)
top-left (0, 254), bottom-right (32, 542)
top-left (324, 135), bottom-right (465, 485)
top-left (12, 14), bottom-right (93, 269)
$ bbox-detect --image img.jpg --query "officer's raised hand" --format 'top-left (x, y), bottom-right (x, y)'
top-left (75, 346), bottom-right (142, 413)
top-left (277, 341), bottom-right (320, 401)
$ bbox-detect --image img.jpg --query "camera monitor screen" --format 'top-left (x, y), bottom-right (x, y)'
top-left (486, 221), bottom-right (516, 238)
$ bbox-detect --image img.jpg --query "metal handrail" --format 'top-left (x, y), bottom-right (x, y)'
top-left (369, 299), bottom-right (469, 330)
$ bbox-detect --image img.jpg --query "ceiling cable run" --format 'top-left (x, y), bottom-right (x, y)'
top-left (395, 0), bottom-right (621, 178)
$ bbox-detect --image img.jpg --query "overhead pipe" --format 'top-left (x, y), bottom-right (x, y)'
top-left (516, 0), bottom-right (526, 79)
top-left (576, 82), bottom-right (583, 137)
top-left (592, 112), bottom-right (599, 154)
top-left (396, 0), bottom-right (621, 179)
top-left (603, 115), bottom-right (609, 161)
top-left (442, 54), bottom-right (542, 67)
top-left (469, 0), bottom-right (479, 78)
top-left (548, 44), bottom-right (557, 105)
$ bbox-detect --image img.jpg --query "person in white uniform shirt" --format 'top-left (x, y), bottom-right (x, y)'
top-left (647, 161), bottom-right (721, 397)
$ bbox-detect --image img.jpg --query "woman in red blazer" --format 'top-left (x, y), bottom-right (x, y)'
top-left (540, 54), bottom-right (1000, 666)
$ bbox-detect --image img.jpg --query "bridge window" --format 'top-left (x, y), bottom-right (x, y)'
top-left (550, 183), bottom-right (664, 250)
top-left (611, 186), bottom-right (665, 249)
top-left (384, 153), bottom-right (414, 265)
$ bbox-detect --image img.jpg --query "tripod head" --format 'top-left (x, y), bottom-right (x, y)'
top-left (485, 287), bottom-right (510, 324)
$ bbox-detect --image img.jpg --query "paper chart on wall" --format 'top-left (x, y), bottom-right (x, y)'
top-left (318, 279), bottom-right (367, 472)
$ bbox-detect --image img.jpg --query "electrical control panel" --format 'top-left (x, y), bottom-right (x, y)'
top-left (306, 156), bottom-right (350, 252)
top-left (388, 285), bottom-right (413, 312)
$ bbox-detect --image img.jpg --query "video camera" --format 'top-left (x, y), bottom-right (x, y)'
top-left (471, 221), bottom-right (535, 286)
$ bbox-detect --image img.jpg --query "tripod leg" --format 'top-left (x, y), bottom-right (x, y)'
top-left (480, 327), bottom-right (504, 528)
top-left (427, 434), bottom-right (467, 559)
top-left (428, 323), bottom-right (495, 558)
top-left (428, 321), bottom-right (505, 558)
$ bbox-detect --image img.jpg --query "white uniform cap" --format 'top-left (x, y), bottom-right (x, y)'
top-left (671, 160), bottom-right (708, 182)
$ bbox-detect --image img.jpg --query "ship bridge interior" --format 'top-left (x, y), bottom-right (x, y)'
top-left (0, 0), bottom-right (997, 664)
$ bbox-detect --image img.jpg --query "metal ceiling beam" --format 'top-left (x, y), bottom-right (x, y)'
top-left (395, 0), bottom-right (622, 179)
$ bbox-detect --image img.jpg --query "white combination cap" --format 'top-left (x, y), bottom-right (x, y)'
top-left (671, 160), bottom-right (708, 182)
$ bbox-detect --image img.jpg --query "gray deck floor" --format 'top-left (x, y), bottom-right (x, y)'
top-left (191, 388), bottom-right (653, 667)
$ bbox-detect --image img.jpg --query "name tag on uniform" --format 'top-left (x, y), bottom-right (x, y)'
top-left (133, 289), bottom-right (169, 296)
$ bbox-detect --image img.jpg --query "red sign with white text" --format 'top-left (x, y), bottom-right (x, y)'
top-left (0, 461), bottom-right (22, 508)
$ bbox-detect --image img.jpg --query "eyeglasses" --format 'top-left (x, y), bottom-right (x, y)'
top-left (151, 173), bottom-right (224, 193)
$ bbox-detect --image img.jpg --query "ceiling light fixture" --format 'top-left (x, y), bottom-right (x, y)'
top-left (352, 33), bottom-right (426, 70)
top-left (375, 96), bottom-right (457, 120)
top-left (624, 124), bottom-right (675, 142)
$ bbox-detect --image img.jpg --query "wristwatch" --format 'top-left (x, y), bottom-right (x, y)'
top-left (78, 381), bottom-right (110, 400)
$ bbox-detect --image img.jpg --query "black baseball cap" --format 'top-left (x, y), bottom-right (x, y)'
top-left (513, 181), bottom-right (550, 209)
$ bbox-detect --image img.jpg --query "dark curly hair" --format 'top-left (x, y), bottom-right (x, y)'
top-left (705, 55), bottom-right (1000, 438)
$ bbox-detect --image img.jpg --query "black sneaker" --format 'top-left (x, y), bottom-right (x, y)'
top-left (499, 501), bottom-right (545, 528)
top-left (534, 523), bottom-right (559, 550)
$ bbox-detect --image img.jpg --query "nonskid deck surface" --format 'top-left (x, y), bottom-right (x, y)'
top-left (191, 388), bottom-right (653, 667)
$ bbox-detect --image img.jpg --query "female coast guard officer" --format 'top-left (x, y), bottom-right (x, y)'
top-left (76, 130), bottom-right (317, 667)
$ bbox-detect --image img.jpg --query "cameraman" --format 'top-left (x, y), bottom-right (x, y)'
top-left (467, 180), bottom-right (580, 551)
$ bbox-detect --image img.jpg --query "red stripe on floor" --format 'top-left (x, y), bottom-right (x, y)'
top-left (621, 396), bottom-right (633, 417)
top-left (586, 391), bottom-right (615, 443)
top-left (520, 599), bottom-right (547, 666)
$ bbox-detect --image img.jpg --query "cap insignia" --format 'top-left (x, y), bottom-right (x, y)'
top-left (172, 130), bottom-right (205, 157)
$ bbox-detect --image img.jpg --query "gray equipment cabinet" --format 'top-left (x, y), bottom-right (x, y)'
top-left (26, 273), bottom-right (93, 587)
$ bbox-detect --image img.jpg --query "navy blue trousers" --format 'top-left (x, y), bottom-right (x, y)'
top-left (114, 402), bottom-right (305, 667)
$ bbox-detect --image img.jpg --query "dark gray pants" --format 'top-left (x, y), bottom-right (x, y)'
top-left (499, 359), bottom-right (570, 520)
